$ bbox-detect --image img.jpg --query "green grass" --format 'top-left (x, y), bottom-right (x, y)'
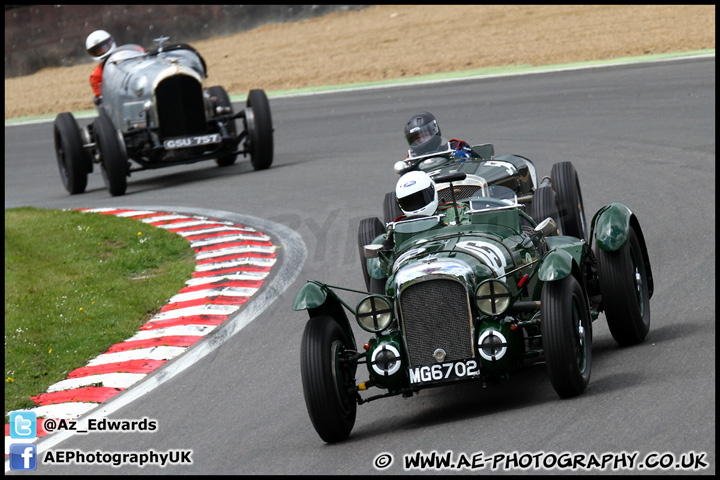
top-left (4, 207), bottom-right (196, 420)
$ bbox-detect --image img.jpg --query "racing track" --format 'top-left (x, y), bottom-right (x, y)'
top-left (4, 56), bottom-right (715, 474)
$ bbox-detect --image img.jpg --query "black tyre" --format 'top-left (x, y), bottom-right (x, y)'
top-left (595, 227), bottom-right (651, 346)
top-left (300, 316), bottom-right (357, 443)
top-left (94, 114), bottom-right (128, 196)
top-left (53, 112), bottom-right (88, 194)
top-left (541, 274), bottom-right (592, 398)
top-left (358, 217), bottom-right (387, 294)
top-left (531, 186), bottom-right (561, 235)
top-left (208, 86), bottom-right (238, 167)
top-left (246, 89), bottom-right (273, 170)
top-left (551, 161), bottom-right (587, 241)
top-left (383, 191), bottom-right (403, 224)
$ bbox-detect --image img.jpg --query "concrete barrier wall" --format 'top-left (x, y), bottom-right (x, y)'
top-left (4, 5), bottom-right (369, 78)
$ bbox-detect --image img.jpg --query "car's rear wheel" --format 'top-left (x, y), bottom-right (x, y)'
top-left (531, 186), bottom-right (561, 235)
top-left (208, 86), bottom-right (238, 167)
top-left (541, 274), bottom-right (592, 398)
top-left (94, 114), bottom-right (128, 196)
top-left (595, 226), bottom-right (651, 346)
top-left (551, 161), bottom-right (587, 241)
top-left (53, 112), bottom-right (88, 194)
top-left (246, 89), bottom-right (273, 170)
top-left (358, 217), bottom-right (387, 294)
top-left (300, 316), bottom-right (357, 443)
top-left (383, 191), bottom-right (403, 224)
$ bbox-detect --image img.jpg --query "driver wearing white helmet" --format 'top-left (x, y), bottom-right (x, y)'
top-left (396, 170), bottom-right (471, 224)
top-left (86, 30), bottom-right (145, 102)
top-left (395, 170), bottom-right (439, 218)
top-left (86, 30), bottom-right (117, 100)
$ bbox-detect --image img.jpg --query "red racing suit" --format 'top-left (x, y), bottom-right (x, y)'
top-left (89, 62), bottom-right (104, 98)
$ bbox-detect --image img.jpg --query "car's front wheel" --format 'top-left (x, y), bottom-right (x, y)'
top-left (94, 114), bottom-right (128, 196)
top-left (53, 112), bottom-right (88, 194)
top-left (300, 316), bottom-right (357, 443)
top-left (541, 274), bottom-right (592, 398)
top-left (245, 89), bottom-right (273, 170)
top-left (595, 226), bottom-right (651, 346)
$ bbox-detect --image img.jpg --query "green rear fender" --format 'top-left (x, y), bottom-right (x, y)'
top-left (293, 281), bottom-right (356, 349)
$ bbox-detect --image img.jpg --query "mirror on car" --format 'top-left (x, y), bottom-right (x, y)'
top-left (394, 160), bottom-right (409, 175)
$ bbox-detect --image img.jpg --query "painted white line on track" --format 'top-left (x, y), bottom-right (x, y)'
top-left (167, 287), bottom-right (259, 303)
top-left (184, 272), bottom-right (270, 286)
top-left (126, 324), bottom-right (216, 340)
top-left (151, 304), bottom-right (241, 320)
top-left (47, 373), bottom-right (147, 392)
top-left (86, 347), bottom-right (188, 366)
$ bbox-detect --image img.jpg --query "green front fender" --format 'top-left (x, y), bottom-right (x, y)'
top-left (593, 202), bottom-right (633, 252)
top-left (292, 281), bottom-right (328, 310)
top-left (292, 281), bottom-right (356, 349)
top-left (538, 248), bottom-right (575, 282)
top-left (592, 202), bottom-right (654, 298)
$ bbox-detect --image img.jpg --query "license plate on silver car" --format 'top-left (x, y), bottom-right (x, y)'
top-left (407, 359), bottom-right (481, 386)
top-left (163, 133), bottom-right (221, 150)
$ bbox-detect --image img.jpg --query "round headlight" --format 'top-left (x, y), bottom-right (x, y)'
top-left (356, 295), bottom-right (393, 332)
top-left (476, 280), bottom-right (511, 316)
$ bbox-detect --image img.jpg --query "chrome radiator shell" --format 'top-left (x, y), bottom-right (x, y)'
top-left (395, 259), bottom-right (475, 367)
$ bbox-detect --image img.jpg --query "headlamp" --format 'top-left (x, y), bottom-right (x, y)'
top-left (356, 295), bottom-right (394, 332)
top-left (475, 280), bottom-right (511, 316)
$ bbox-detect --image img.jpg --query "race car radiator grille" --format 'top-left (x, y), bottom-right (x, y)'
top-left (437, 185), bottom-right (483, 203)
top-left (399, 279), bottom-right (474, 367)
top-left (156, 75), bottom-right (207, 138)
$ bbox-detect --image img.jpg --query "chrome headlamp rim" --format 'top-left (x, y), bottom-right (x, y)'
top-left (355, 294), bottom-right (394, 332)
top-left (475, 279), bottom-right (511, 316)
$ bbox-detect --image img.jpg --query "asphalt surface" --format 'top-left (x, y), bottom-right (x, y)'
top-left (4, 56), bottom-right (715, 474)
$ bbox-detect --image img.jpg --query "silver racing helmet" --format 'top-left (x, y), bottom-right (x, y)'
top-left (86, 30), bottom-right (116, 62)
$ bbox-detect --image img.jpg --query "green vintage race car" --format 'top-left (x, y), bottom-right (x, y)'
top-left (384, 143), bottom-right (539, 225)
top-left (373, 145), bottom-right (589, 296)
top-left (293, 172), bottom-right (653, 443)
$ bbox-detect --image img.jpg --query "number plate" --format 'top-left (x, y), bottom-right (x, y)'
top-left (407, 359), bottom-right (481, 386)
top-left (163, 133), bottom-right (221, 150)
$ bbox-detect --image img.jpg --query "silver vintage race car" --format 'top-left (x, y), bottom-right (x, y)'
top-left (53, 37), bottom-right (273, 196)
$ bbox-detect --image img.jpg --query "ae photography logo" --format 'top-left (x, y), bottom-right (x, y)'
top-left (373, 449), bottom-right (709, 472)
